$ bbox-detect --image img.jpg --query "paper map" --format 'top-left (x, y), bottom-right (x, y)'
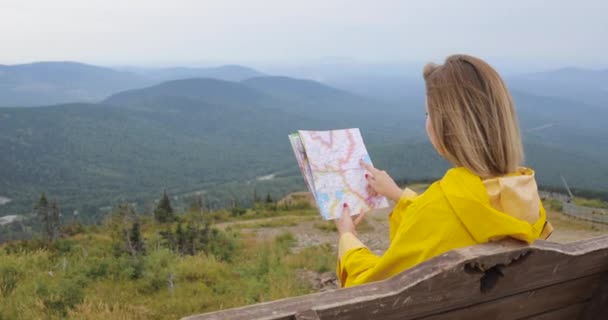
top-left (289, 128), bottom-right (389, 220)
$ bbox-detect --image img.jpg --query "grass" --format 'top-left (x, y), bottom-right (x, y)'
top-left (313, 221), bottom-right (337, 233)
top-left (0, 208), bottom-right (336, 320)
top-left (574, 197), bottom-right (608, 209)
top-left (231, 216), bottom-right (314, 230)
top-left (544, 198), bottom-right (564, 212)
top-left (373, 215), bottom-right (386, 222)
top-left (313, 218), bottom-right (374, 234)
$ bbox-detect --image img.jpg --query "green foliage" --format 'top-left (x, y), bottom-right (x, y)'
top-left (61, 222), bottom-right (85, 237)
top-left (0, 263), bottom-right (21, 297)
top-left (230, 205), bottom-right (246, 217)
top-left (35, 276), bottom-right (86, 316)
top-left (574, 197), bottom-right (608, 209)
top-left (544, 198), bottom-right (564, 212)
top-left (154, 192), bottom-right (175, 223)
top-left (265, 192), bottom-right (273, 203)
top-left (129, 220), bottom-right (146, 255)
top-left (232, 217), bottom-right (303, 230)
top-left (34, 192), bottom-right (61, 244)
top-left (285, 244), bottom-right (335, 273)
top-left (0, 206), bottom-right (337, 319)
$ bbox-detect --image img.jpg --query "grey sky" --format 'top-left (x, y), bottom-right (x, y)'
top-left (1, 0), bottom-right (607, 67)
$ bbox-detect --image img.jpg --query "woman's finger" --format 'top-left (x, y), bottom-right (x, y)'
top-left (354, 211), bottom-right (366, 226)
top-left (338, 203), bottom-right (353, 222)
top-left (364, 172), bottom-right (376, 181)
top-left (360, 160), bottom-right (380, 174)
top-left (366, 184), bottom-right (378, 197)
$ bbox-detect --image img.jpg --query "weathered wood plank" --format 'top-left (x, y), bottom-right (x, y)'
top-left (295, 310), bottom-right (320, 320)
top-left (183, 235), bottom-right (608, 320)
top-left (583, 270), bottom-right (608, 319)
top-left (417, 273), bottom-right (601, 320)
top-left (524, 302), bottom-right (588, 320)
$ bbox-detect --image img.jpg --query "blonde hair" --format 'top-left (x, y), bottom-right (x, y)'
top-left (423, 54), bottom-right (523, 178)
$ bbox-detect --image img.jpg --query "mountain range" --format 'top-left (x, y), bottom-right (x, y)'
top-left (0, 61), bottom-right (607, 221)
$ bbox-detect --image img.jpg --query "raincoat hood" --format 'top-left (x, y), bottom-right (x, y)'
top-left (439, 167), bottom-right (550, 243)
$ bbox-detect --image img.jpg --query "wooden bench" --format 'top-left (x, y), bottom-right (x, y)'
top-left (183, 235), bottom-right (608, 320)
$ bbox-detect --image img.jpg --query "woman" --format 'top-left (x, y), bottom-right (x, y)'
top-left (335, 54), bottom-right (553, 288)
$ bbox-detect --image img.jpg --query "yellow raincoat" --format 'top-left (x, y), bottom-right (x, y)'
top-left (337, 166), bottom-right (553, 288)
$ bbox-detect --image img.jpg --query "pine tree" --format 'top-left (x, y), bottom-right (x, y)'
top-left (265, 192), bottom-right (273, 204)
top-left (154, 191), bottom-right (175, 223)
top-left (34, 193), bottom-right (51, 243)
top-left (129, 219), bottom-right (146, 255)
top-left (159, 228), bottom-right (176, 251)
top-left (176, 222), bottom-right (187, 255)
top-left (50, 201), bottom-right (60, 242)
top-left (253, 188), bottom-right (260, 204)
top-left (188, 196), bottom-right (202, 213)
top-left (105, 203), bottom-right (140, 256)
top-left (185, 221), bottom-right (197, 255)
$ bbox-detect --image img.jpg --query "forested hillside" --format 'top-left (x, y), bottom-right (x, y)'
top-left (1, 65), bottom-right (608, 237)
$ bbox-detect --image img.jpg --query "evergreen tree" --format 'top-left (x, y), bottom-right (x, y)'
top-left (188, 195), bottom-right (202, 213)
top-left (176, 222), bottom-right (187, 255)
top-left (50, 201), bottom-right (60, 242)
top-left (34, 193), bottom-right (51, 243)
top-left (159, 228), bottom-right (176, 251)
top-left (185, 221), bottom-right (197, 255)
top-left (265, 192), bottom-right (273, 204)
top-left (154, 191), bottom-right (175, 223)
top-left (253, 188), bottom-right (260, 204)
top-left (129, 219), bottom-right (145, 255)
top-left (105, 203), bottom-right (140, 257)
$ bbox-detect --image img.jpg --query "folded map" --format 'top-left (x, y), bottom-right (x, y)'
top-left (289, 128), bottom-right (389, 220)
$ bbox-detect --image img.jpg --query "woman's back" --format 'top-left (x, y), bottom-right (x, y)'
top-left (338, 167), bottom-right (551, 287)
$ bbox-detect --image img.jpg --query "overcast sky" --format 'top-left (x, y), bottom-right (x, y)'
top-left (1, 0), bottom-right (607, 68)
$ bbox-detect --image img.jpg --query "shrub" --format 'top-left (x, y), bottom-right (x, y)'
top-left (544, 198), bottom-right (563, 212)
top-left (52, 238), bottom-right (80, 254)
top-left (35, 276), bottom-right (87, 316)
top-left (0, 263), bottom-right (21, 297)
top-left (286, 244), bottom-right (335, 273)
top-left (275, 232), bottom-right (296, 251)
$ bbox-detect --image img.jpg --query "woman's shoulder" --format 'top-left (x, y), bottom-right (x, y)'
top-left (405, 182), bottom-right (455, 219)
top-left (415, 181), bottom-right (447, 205)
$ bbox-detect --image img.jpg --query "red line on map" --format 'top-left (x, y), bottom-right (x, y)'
top-left (338, 130), bottom-right (355, 168)
top-left (308, 131), bottom-right (334, 149)
top-left (339, 170), bottom-right (368, 204)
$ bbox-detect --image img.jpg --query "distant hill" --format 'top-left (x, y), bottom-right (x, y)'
top-left (104, 78), bottom-right (272, 109)
top-left (130, 65), bottom-right (265, 82)
top-left (0, 62), bottom-right (149, 106)
top-left (240, 76), bottom-right (387, 118)
top-left (0, 77), bottom-right (405, 218)
top-left (105, 77), bottom-right (414, 143)
top-left (3, 75), bottom-right (608, 221)
top-left (0, 62), bottom-right (266, 107)
top-left (507, 67), bottom-right (608, 107)
top-left (242, 76), bottom-right (347, 100)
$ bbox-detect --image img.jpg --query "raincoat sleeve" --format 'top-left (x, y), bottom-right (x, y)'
top-left (336, 188), bottom-right (418, 287)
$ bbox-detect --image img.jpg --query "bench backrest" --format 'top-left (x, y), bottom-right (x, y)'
top-left (184, 235), bottom-right (608, 320)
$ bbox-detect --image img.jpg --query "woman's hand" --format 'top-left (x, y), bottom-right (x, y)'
top-left (335, 203), bottom-right (366, 236)
top-left (361, 160), bottom-right (402, 202)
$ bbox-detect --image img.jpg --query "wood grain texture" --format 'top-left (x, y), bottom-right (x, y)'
top-left (523, 302), bottom-right (588, 320)
top-left (182, 235), bottom-right (608, 320)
